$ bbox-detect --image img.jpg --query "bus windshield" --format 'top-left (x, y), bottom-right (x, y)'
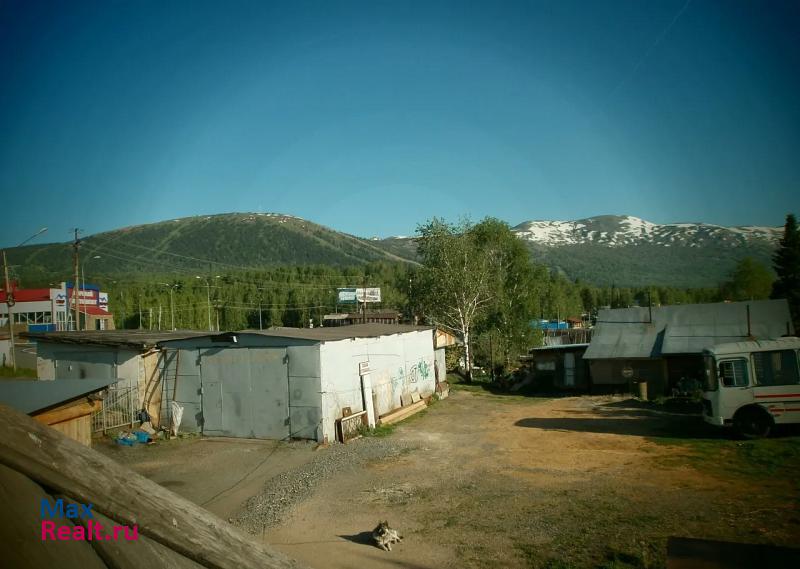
top-left (703, 355), bottom-right (718, 391)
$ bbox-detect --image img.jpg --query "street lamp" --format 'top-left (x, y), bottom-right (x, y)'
top-left (2, 227), bottom-right (48, 370)
top-left (195, 276), bottom-right (220, 331)
top-left (160, 282), bottom-right (179, 330)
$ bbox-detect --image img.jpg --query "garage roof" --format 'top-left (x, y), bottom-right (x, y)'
top-left (242, 323), bottom-right (433, 342)
top-left (23, 330), bottom-right (211, 350)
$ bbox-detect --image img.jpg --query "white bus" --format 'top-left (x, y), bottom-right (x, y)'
top-left (702, 337), bottom-right (800, 438)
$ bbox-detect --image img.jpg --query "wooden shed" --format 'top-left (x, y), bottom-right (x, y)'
top-left (0, 379), bottom-right (116, 446)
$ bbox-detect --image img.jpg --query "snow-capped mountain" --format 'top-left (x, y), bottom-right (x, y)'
top-left (512, 215), bottom-right (781, 248)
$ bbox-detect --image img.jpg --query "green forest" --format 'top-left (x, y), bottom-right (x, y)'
top-left (83, 261), bottom-right (727, 334)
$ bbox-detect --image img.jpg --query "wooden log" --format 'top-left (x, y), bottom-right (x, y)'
top-left (34, 398), bottom-right (99, 426)
top-left (0, 463), bottom-right (107, 569)
top-left (65, 500), bottom-right (204, 569)
top-left (0, 403), bottom-right (306, 569)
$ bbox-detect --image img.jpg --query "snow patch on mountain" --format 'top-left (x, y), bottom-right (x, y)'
top-left (512, 215), bottom-right (781, 247)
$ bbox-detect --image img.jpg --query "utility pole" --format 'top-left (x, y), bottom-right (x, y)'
top-left (3, 251), bottom-right (16, 369)
top-left (170, 286), bottom-right (175, 330)
top-left (3, 227), bottom-right (48, 368)
top-left (362, 273), bottom-right (367, 324)
top-left (72, 229), bottom-right (81, 331)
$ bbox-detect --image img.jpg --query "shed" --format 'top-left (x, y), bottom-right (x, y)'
top-left (525, 343), bottom-right (591, 391)
top-left (584, 299), bottom-right (795, 397)
top-left (158, 324), bottom-right (437, 443)
top-left (25, 330), bottom-right (210, 430)
top-left (0, 378), bottom-right (116, 446)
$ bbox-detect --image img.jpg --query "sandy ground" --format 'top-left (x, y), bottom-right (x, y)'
top-left (99, 390), bottom-right (800, 568)
top-left (97, 435), bottom-right (318, 520)
top-left (263, 392), bottom-right (799, 568)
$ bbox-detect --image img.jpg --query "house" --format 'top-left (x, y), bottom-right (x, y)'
top-left (583, 299), bottom-right (795, 397)
top-left (25, 330), bottom-right (209, 430)
top-left (157, 323), bottom-right (438, 443)
top-left (0, 378), bottom-right (116, 446)
top-left (1, 281), bottom-right (115, 332)
top-left (0, 403), bottom-right (306, 569)
top-left (524, 343), bottom-right (591, 391)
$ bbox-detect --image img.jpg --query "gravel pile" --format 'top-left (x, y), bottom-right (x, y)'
top-left (232, 436), bottom-right (413, 534)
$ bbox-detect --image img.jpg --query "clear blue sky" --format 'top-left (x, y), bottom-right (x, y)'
top-left (1, 0), bottom-right (798, 247)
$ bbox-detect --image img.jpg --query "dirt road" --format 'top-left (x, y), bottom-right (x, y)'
top-left (100, 389), bottom-right (800, 568)
top-left (262, 390), bottom-right (800, 568)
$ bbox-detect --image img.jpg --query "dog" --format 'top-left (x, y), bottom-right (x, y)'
top-left (372, 520), bottom-right (403, 551)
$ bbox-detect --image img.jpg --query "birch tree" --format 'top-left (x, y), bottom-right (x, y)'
top-left (415, 218), bottom-right (494, 380)
top-left (472, 218), bottom-right (545, 367)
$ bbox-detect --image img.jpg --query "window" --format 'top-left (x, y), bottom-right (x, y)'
top-left (719, 359), bottom-right (749, 387)
top-left (752, 350), bottom-right (800, 386)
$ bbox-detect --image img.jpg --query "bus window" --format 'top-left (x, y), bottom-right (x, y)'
top-left (719, 359), bottom-right (749, 387)
top-left (752, 350), bottom-right (800, 386)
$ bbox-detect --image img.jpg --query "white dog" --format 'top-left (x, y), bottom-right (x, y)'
top-left (372, 520), bottom-right (403, 551)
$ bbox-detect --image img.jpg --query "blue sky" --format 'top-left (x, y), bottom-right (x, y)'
top-left (0, 0), bottom-right (798, 247)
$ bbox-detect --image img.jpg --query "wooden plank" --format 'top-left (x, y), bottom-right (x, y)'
top-left (34, 399), bottom-right (98, 426)
top-left (0, 463), bottom-right (108, 569)
top-left (0, 403), bottom-right (306, 569)
top-left (50, 415), bottom-right (92, 446)
top-left (380, 400), bottom-right (426, 425)
top-left (667, 536), bottom-right (800, 569)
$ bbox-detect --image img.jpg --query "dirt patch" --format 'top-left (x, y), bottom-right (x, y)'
top-left (261, 392), bottom-right (800, 569)
top-left (95, 391), bottom-right (800, 568)
top-left (95, 435), bottom-right (317, 519)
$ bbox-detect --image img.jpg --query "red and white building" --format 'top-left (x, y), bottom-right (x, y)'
top-left (0, 281), bottom-right (114, 332)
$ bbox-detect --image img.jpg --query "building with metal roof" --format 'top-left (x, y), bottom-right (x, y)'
top-left (27, 325), bottom-right (441, 443)
top-left (584, 299), bottom-right (795, 397)
top-left (158, 324), bottom-right (438, 443)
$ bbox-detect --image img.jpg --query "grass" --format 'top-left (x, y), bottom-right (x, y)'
top-left (449, 374), bottom-right (551, 405)
top-left (0, 366), bottom-right (37, 378)
top-left (651, 434), bottom-right (800, 480)
top-left (359, 423), bottom-right (397, 437)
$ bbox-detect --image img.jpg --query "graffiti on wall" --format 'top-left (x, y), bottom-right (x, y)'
top-left (389, 359), bottom-right (432, 390)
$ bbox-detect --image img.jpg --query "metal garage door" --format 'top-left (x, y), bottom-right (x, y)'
top-left (199, 347), bottom-right (290, 439)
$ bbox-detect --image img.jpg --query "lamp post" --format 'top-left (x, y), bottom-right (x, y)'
top-left (2, 227), bottom-right (48, 370)
top-left (160, 282), bottom-right (179, 330)
top-left (195, 276), bottom-right (220, 331)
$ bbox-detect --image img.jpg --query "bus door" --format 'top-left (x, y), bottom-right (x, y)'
top-left (716, 358), bottom-right (754, 418)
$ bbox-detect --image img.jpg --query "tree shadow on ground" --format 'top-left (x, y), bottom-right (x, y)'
top-left (515, 399), bottom-right (722, 439)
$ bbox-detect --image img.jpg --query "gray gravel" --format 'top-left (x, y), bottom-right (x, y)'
top-left (232, 436), bottom-right (413, 534)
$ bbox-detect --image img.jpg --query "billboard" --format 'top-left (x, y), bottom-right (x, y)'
top-left (337, 287), bottom-right (381, 304)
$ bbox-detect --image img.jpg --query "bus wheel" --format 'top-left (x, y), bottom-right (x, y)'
top-left (734, 407), bottom-right (772, 439)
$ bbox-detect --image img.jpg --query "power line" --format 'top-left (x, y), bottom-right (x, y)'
top-left (610, 0), bottom-right (693, 97)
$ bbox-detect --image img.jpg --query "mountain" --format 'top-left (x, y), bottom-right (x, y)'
top-left (6, 213), bottom-right (413, 282)
top-left (510, 215), bottom-right (779, 288)
top-left (4, 212), bottom-right (781, 289)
